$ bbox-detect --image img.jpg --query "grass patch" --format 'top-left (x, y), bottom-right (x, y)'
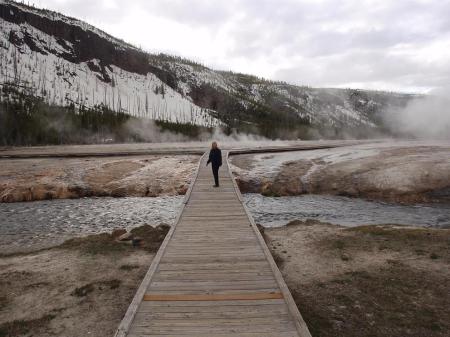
top-left (0, 296), bottom-right (7, 311)
top-left (58, 233), bottom-right (130, 255)
top-left (0, 314), bottom-right (55, 337)
top-left (71, 284), bottom-right (95, 297)
top-left (347, 225), bottom-right (450, 248)
top-left (119, 264), bottom-right (140, 271)
top-left (58, 224), bottom-right (170, 255)
top-left (130, 224), bottom-right (170, 253)
top-left (71, 279), bottom-right (121, 297)
top-left (100, 279), bottom-right (121, 290)
top-left (291, 262), bottom-right (450, 337)
top-left (271, 250), bottom-right (285, 268)
top-left (430, 252), bottom-right (440, 260)
top-left (261, 189), bottom-right (280, 197)
top-left (316, 225), bottom-right (450, 262)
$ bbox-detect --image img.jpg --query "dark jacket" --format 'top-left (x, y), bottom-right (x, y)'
top-left (207, 148), bottom-right (222, 168)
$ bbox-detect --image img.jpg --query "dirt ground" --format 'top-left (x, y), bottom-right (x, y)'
top-left (0, 225), bottom-right (169, 337)
top-left (231, 142), bottom-right (450, 203)
top-left (2, 222), bottom-right (449, 337)
top-left (0, 155), bottom-right (199, 202)
top-left (262, 220), bottom-right (450, 337)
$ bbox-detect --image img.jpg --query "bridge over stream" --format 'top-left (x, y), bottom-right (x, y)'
top-left (115, 151), bottom-right (312, 337)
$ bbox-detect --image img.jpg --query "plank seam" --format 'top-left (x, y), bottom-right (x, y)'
top-left (143, 293), bottom-right (283, 301)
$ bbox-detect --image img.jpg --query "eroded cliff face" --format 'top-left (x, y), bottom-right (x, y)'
top-left (230, 142), bottom-right (450, 203)
top-left (0, 155), bottom-right (199, 202)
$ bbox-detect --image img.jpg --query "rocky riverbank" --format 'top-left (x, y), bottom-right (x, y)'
top-left (0, 155), bottom-right (199, 202)
top-left (230, 141), bottom-right (450, 204)
top-left (261, 220), bottom-right (450, 337)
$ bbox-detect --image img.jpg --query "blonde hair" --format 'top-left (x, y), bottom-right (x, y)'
top-left (211, 141), bottom-right (218, 149)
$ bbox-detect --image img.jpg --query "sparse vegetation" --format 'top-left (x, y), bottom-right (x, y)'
top-left (58, 224), bottom-right (169, 255)
top-left (155, 120), bottom-right (212, 138)
top-left (0, 314), bottom-right (56, 337)
top-left (58, 232), bottom-right (131, 255)
top-left (130, 224), bottom-right (170, 253)
top-left (292, 262), bottom-right (449, 337)
top-left (0, 224), bottom-right (167, 336)
top-left (119, 264), bottom-right (140, 271)
top-left (71, 279), bottom-right (121, 297)
top-left (265, 221), bottom-right (450, 337)
top-left (71, 283), bottom-right (95, 297)
top-left (0, 297), bottom-right (7, 311)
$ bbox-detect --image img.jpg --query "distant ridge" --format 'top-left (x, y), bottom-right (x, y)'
top-left (0, 0), bottom-right (419, 140)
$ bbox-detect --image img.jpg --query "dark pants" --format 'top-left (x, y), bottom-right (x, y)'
top-left (212, 165), bottom-right (220, 186)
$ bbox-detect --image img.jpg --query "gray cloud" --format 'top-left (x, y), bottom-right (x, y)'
top-left (32, 0), bottom-right (450, 93)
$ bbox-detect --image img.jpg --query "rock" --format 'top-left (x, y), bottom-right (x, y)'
top-left (256, 224), bottom-right (265, 235)
top-left (176, 184), bottom-right (189, 195)
top-left (132, 237), bottom-right (143, 247)
top-left (111, 228), bottom-right (127, 239)
top-left (117, 232), bottom-right (133, 241)
top-left (341, 253), bottom-right (350, 261)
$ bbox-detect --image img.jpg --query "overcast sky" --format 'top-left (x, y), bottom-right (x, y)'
top-left (33, 0), bottom-right (450, 93)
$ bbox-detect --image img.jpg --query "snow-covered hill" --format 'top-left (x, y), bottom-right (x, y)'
top-left (0, 0), bottom-right (419, 136)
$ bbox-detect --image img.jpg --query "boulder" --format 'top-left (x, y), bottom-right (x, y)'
top-left (111, 228), bottom-right (127, 239)
top-left (117, 232), bottom-right (133, 241)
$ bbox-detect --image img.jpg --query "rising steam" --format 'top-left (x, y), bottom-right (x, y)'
top-left (385, 88), bottom-right (450, 139)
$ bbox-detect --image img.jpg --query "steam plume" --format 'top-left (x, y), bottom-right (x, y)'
top-left (385, 87), bottom-right (450, 139)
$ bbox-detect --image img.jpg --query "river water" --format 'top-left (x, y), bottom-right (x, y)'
top-left (1, 194), bottom-right (449, 254)
top-left (0, 196), bottom-right (183, 254)
top-left (243, 194), bottom-right (450, 228)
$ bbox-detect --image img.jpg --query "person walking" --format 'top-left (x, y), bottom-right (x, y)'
top-left (206, 141), bottom-right (222, 187)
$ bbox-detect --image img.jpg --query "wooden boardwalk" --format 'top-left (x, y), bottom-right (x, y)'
top-left (115, 152), bottom-right (311, 337)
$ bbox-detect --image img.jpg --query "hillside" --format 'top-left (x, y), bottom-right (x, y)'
top-left (0, 0), bottom-right (419, 144)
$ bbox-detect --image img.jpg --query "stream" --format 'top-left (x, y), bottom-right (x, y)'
top-left (0, 196), bottom-right (183, 253)
top-left (243, 193), bottom-right (450, 228)
top-left (1, 194), bottom-right (449, 254)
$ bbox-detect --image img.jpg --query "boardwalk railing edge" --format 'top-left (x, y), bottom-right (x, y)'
top-left (226, 151), bottom-right (313, 337)
top-left (114, 152), bottom-right (206, 337)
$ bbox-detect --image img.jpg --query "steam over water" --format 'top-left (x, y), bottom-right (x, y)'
top-left (244, 194), bottom-right (450, 228)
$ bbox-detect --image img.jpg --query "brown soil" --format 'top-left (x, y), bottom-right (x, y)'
top-left (0, 225), bottom-right (169, 337)
top-left (262, 220), bottom-right (450, 337)
top-left (0, 155), bottom-right (199, 202)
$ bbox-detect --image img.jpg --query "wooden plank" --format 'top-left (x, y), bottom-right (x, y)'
top-left (143, 292), bottom-right (283, 302)
top-left (145, 288), bottom-right (281, 295)
top-left (129, 324), bottom-right (297, 335)
top-left (139, 299), bottom-right (287, 308)
top-left (133, 309), bottom-right (289, 319)
top-left (127, 332), bottom-right (299, 337)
